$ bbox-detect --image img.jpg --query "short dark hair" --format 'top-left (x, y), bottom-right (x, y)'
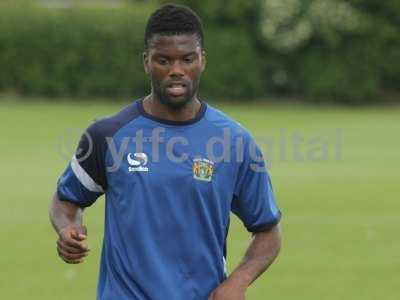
top-left (144, 4), bottom-right (204, 50)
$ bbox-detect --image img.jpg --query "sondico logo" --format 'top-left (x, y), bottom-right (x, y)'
top-left (127, 153), bottom-right (149, 172)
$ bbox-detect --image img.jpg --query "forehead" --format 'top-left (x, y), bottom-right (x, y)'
top-left (147, 34), bottom-right (202, 55)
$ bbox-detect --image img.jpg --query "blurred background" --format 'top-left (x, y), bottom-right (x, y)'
top-left (0, 0), bottom-right (399, 299)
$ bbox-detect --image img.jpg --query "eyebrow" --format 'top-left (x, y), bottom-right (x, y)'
top-left (182, 52), bottom-right (197, 57)
top-left (153, 51), bottom-right (198, 58)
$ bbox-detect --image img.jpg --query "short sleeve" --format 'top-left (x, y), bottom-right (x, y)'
top-left (232, 133), bottom-right (281, 233)
top-left (57, 122), bottom-right (107, 208)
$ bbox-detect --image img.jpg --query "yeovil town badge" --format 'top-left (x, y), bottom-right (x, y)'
top-left (193, 158), bottom-right (214, 182)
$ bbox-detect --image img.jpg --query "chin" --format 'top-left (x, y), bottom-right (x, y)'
top-left (161, 94), bottom-right (192, 110)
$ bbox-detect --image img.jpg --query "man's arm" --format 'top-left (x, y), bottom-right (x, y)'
top-left (49, 192), bottom-right (90, 264)
top-left (209, 224), bottom-right (282, 300)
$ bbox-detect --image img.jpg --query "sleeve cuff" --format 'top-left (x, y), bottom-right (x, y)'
top-left (56, 189), bottom-right (94, 209)
top-left (247, 211), bottom-right (282, 233)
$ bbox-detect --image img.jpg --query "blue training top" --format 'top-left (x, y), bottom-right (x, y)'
top-left (57, 99), bottom-right (281, 300)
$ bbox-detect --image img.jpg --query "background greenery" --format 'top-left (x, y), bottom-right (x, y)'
top-left (0, 97), bottom-right (399, 299)
top-left (0, 0), bottom-right (398, 103)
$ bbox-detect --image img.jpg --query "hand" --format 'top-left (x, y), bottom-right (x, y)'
top-left (57, 225), bottom-right (89, 264)
top-left (208, 278), bottom-right (247, 300)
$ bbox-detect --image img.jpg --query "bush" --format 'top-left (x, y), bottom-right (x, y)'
top-left (0, 7), bottom-right (149, 98)
top-left (159, 0), bottom-right (262, 26)
top-left (255, 0), bottom-right (400, 102)
top-left (0, 6), bottom-right (264, 100)
top-left (201, 27), bottom-right (265, 100)
top-left (0, 2), bottom-right (398, 103)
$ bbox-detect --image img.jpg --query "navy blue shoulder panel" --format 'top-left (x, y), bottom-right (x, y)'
top-left (75, 101), bottom-right (140, 190)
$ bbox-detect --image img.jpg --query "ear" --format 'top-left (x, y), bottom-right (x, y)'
top-left (143, 51), bottom-right (150, 74)
top-left (200, 50), bottom-right (206, 73)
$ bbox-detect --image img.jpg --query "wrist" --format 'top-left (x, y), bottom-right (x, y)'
top-left (226, 272), bottom-right (251, 291)
top-left (57, 225), bottom-right (72, 237)
top-left (57, 224), bottom-right (80, 236)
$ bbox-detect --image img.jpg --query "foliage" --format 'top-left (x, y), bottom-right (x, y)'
top-left (0, 1), bottom-right (399, 102)
top-left (0, 6), bottom-right (263, 99)
top-left (161, 0), bottom-right (399, 102)
top-left (159, 0), bottom-right (262, 26)
top-left (256, 0), bottom-right (399, 101)
top-left (0, 7), bottom-right (149, 97)
top-left (202, 27), bottom-right (265, 99)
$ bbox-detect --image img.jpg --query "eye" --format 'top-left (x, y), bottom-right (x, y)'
top-left (183, 56), bottom-right (195, 64)
top-left (157, 58), bottom-right (169, 65)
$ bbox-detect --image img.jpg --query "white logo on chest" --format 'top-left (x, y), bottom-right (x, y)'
top-left (127, 153), bottom-right (149, 172)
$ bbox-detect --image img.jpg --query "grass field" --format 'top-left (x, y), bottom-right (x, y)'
top-left (0, 98), bottom-right (399, 299)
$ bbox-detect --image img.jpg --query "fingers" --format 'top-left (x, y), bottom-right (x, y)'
top-left (57, 239), bottom-right (89, 264)
top-left (57, 247), bottom-right (88, 264)
top-left (57, 236), bottom-right (88, 264)
top-left (61, 235), bottom-right (89, 251)
top-left (57, 239), bottom-right (89, 254)
top-left (57, 226), bottom-right (90, 264)
top-left (71, 230), bottom-right (87, 242)
top-left (59, 225), bottom-right (87, 242)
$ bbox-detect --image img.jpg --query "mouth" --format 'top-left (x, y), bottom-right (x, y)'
top-left (165, 82), bottom-right (188, 98)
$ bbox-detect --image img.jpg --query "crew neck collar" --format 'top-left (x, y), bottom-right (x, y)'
top-left (136, 98), bottom-right (207, 126)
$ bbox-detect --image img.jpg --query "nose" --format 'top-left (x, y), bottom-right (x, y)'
top-left (169, 61), bottom-right (184, 77)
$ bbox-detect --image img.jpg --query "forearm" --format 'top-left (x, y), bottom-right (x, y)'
top-left (228, 224), bottom-right (281, 289)
top-left (49, 192), bottom-right (83, 234)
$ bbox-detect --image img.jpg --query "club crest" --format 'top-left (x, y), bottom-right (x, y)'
top-left (193, 158), bottom-right (214, 182)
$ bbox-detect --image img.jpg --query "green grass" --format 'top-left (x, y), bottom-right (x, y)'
top-left (0, 98), bottom-right (399, 299)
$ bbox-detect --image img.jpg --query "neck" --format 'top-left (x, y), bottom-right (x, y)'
top-left (143, 93), bottom-right (202, 122)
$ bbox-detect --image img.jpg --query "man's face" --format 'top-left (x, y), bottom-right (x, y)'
top-left (144, 34), bottom-right (206, 109)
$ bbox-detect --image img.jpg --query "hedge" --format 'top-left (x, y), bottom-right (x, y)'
top-left (0, 3), bottom-right (398, 102)
top-left (170, 0), bottom-right (400, 103)
top-left (0, 7), bottom-right (148, 98)
top-left (0, 6), bottom-right (264, 100)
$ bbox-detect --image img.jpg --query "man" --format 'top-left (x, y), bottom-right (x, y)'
top-left (49, 4), bottom-right (282, 300)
